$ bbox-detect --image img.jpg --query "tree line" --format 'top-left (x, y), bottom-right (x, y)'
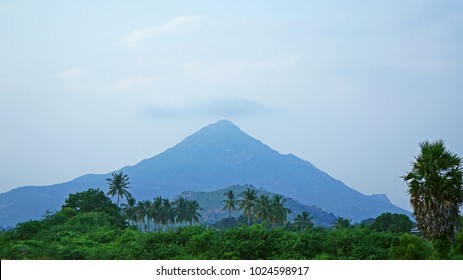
top-left (105, 171), bottom-right (311, 231)
top-left (0, 139), bottom-right (462, 259)
top-left (105, 172), bottom-right (202, 232)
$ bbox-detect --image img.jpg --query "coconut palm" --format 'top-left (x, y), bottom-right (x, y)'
top-left (151, 196), bottom-right (163, 231)
top-left (271, 194), bottom-right (292, 225)
top-left (223, 190), bottom-right (238, 225)
top-left (121, 196), bottom-right (137, 226)
top-left (186, 200), bottom-right (202, 226)
top-left (106, 171), bottom-right (131, 207)
top-left (402, 140), bottom-right (463, 257)
top-left (239, 186), bottom-right (258, 226)
top-left (143, 200), bottom-right (152, 232)
top-left (293, 211), bottom-right (314, 230)
top-left (174, 197), bottom-right (188, 226)
top-left (161, 198), bottom-right (175, 229)
top-left (135, 201), bottom-right (146, 231)
top-left (255, 194), bottom-right (272, 223)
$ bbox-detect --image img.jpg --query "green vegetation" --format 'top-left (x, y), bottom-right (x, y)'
top-left (1, 184), bottom-right (462, 260)
top-left (106, 171), bottom-right (131, 207)
top-left (371, 212), bottom-right (413, 233)
top-left (402, 140), bottom-right (463, 259)
top-left (293, 211), bottom-right (314, 230)
top-left (1, 140), bottom-right (462, 260)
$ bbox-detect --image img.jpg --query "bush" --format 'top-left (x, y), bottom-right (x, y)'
top-left (390, 234), bottom-right (431, 260)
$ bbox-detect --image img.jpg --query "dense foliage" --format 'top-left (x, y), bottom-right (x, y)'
top-left (1, 158), bottom-right (462, 260)
top-left (1, 188), bottom-right (462, 260)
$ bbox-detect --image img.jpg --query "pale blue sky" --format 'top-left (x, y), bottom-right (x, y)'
top-left (1, 0), bottom-right (462, 210)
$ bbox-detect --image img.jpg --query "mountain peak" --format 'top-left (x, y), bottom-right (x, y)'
top-left (0, 120), bottom-right (411, 226)
top-left (213, 119), bottom-right (237, 127)
top-left (178, 119), bottom-right (249, 146)
top-left (199, 119), bottom-right (241, 134)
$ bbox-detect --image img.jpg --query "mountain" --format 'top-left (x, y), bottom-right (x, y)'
top-left (0, 120), bottom-right (410, 226)
top-left (180, 184), bottom-right (337, 227)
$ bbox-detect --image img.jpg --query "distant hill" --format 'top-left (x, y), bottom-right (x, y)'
top-left (180, 184), bottom-right (337, 227)
top-left (0, 120), bottom-right (410, 227)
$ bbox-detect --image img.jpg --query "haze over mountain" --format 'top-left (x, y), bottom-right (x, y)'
top-left (0, 120), bottom-right (410, 226)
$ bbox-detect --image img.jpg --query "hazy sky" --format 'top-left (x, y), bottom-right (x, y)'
top-left (1, 1), bottom-right (462, 211)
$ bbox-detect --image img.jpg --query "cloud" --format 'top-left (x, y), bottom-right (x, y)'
top-left (114, 76), bottom-right (153, 90)
top-left (143, 97), bottom-right (271, 119)
top-left (116, 15), bottom-right (205, 47)
top-left (54, 68), bottom-right (86, 82)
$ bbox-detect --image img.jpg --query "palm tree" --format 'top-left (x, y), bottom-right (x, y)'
top-left (402, 140), bottom-right (463, 258)
top-left (255, 194), bottom-right (272, 223)
top-left (121, 196), bottom-right (137, 226)
top-left (293, 211), bottom-right (314, 230)
top-left (223, 190), bottom-right (238, 225)
top-left (135, 201), bottom-right (146, 232)
top-left (143, 200), bottom-right (152, 232)
top-left (152, 196), bottom-right (163, 231)
top-left (186, 200), bottom-right (202, 226)
top-left (271, 194), bottom-right (292, 225)
top-left (239, 186), bottom-right (258, 226)
top-left (174, 197), bottom-right (188, 226)
top-left (161, 198), bottom-right (175, 229)
top-left (106, 171), bottom-right (131, 207)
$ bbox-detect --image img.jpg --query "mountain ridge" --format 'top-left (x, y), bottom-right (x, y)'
top-left (0, 120), bottom-right (410, 226)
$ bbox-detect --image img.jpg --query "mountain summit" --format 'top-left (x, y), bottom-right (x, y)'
top-left (0, 120), bottom-right (409, 226)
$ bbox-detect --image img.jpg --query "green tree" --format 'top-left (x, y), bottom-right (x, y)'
top-left (255, 194), bottom-right (272, 223)
top-left (371, 212), bottom-right (413, 233)
top-left (293, 211), bottom-right (314, 230)
top-left (174, 197), bottom-right (188, 226)
top-left (223, 190), bottom-right (238, 222)
top-left (121, 196), bottom-right (137, 226)
top-left (143, 200), bottom-right (152, 232)
top-left (402, 140), bottom-right (463, 258)
top-left (161, 198), bottom-right (175, 229)
top-left (239, 187), bottom-right (258, 226)
top-left (186, 200), bottom-right (202, 226)
top-left (151, 196), bottom-right (163, 231)
top-left (106, 171), bottom-right (131, 207)
top-left (62, 188), bottom-right (126, 228)
top-left (333, 217), bottom-right (351, 229)
top-left (271, 194), bottom-right (292, 225)
top-left (136, 201), bottom-right (146, 231)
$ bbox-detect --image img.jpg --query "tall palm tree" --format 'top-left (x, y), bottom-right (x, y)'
top-left (174, 197), bottom-right (188, 226)
top-left (186, 200), bottom-right (202, 226)
top-left (135, 201), bottom-right (146, 232)
top-left (239, 187), bottom-right (258, 226)
top-left (152, 196), bottom-right (163, 231)
top-left (161, 198), bottom-right (175, 229)
top-left (271, 194), bottom-right (292, 225)
top-left (223, 190), bottom-right (238, 225)
top-left (402, 140), bottom-right (463, 257)
top-left (106, 171), bottom-right (131, 207)
top-left (293, 211), bottom-right (314, 230)
top-left (255, 194), bottom-right (272, 223)
top-left (121, 196), bottom-right (137, 226)
top-left (143, 200), bottom-right (152, 232)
